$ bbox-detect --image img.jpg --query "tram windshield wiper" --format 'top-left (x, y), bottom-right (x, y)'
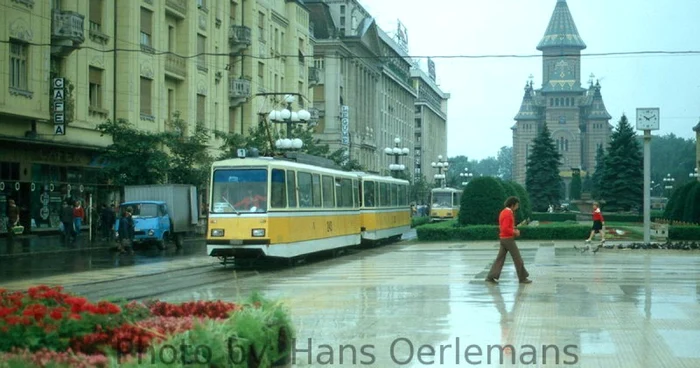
top-left (221, 196), bottom-right (240, 215)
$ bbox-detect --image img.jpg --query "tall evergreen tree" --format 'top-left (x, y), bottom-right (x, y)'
top-left (570, 170), bottom-right (582, 200)
top-left (525, 124), bottom-right (563, 212)
top-left (591, 146), bottom-right (605, 199)
top-left (600, 114), bottom-right (643, 211)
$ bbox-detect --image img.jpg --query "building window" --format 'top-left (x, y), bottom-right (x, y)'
top-left (197, 94), bottom-right (205, 124)
top-left (140, 77), bottom-right (152, 115)
top-left (258, 12), bottom-right (265, 41)
top-left (140, 8), bottom-right (153, 50)
top-left (258, 62), bottom-right (264, 87)
top-left (197, 34), bottom-right (207, 71)
top-left (88, 67), bottom-right (103, 108)
top-left (89, 0), bottom-right (103, 32)
top-left (168, 25), bottom-right (175, 52)
top-left (9, 40), bottom-right (28, 91)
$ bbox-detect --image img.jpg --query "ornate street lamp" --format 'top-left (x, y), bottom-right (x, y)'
top-left (460, 168), bottom-right (473, 186)
top-left (268, 94), bottom-right (311, 150)
top-left (385, 137), bottom-right (409, 177)
top-left (431, 155), bottom-right (449, 188)
top-left (663, 173), bottom-right (675, 197)
top-left (690, 167), bottom-right (699, 179)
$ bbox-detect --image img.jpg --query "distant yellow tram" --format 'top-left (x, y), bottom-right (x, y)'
top-left (205, 153), bottom-right (410, 265)
top-left (430, 187), bottom-right (462, 221)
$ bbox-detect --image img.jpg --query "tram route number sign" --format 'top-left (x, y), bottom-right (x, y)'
top-left (53, 78), bottom-right (65, 135)
top-left (326, 221), bottom-right (333, 233)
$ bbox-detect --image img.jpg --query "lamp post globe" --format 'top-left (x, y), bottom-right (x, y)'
top-left (386, 137), bottom-right (409, 178)
top-left (268, 94), bottom-right (312, 150)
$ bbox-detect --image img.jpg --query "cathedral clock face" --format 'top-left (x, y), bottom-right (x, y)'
top-left (553, 60), bottom-right (573, 79)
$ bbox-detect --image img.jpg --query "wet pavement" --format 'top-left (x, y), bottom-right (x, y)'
top-left (0, 237), bottom-right (208, 283)
top-left (143, 241), bottom-right (700, 368)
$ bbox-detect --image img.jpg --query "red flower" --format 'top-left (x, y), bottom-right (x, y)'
top-left (49, 307), bottom-right (66, 320)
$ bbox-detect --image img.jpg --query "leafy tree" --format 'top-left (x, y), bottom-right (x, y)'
top-left (327, 148), bottom-right (364, 171)
top-left (525, 124), bottom-right (563, 212)
top-left (600, 114), bottom-right (643, 212)
top-left (410, 175), bottom-right (431, 204)
top-left (96, 119), bottom-right (170, 186)
top-left (458, 176), bottom-right (507, 225)
top-left (644, 133), bottom-right (697, 186)
top-left (510, 181), bottom-right (532, 221)
top-left (499, 180), bottom-right (524, 223)
top-left (569, 170), bottom-right (582, 200)
top-left (682, 181), bottom-right (700, 224)
top-left (665, 181), bottom-right (698, 222)
top-left (591, 145), bottom-right (605, 199)
top-left (163, 112), bottom-right (214, 190)
top-left (497, 146), bottom-right (513, 180)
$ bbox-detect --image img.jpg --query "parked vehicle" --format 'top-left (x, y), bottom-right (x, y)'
top-left (117, 185), bottom-right (199, 249)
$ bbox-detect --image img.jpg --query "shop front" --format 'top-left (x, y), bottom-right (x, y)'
top-left (0, 139), bottom-right (120, 237)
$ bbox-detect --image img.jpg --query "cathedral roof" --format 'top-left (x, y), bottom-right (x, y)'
top-left (585, 81), bottom-right (612, 120)
top-left (514, 82), bottom-right (541, 121)
top-left (537, 0), bottom-right (587, 51)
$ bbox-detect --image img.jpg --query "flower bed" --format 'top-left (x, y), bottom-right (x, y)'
top-left (0, 286), bottom-right (294, 367)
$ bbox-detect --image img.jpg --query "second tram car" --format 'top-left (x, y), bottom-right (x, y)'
top-left (205, 154), bottom-right (410, 264)
top-left (429, 187), bottom-right (462, 221)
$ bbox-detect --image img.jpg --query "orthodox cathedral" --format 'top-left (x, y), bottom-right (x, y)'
top-left (512, 0), bottom-right (612, 193)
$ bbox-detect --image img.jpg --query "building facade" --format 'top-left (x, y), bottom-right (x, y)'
top-left (0, 0), bottom-right (311, 235)
top-left (512, 0), bottom-right (612, 195)
top-left (306, 0), bottom-right (422, 176)
top-left (411, 63), bottom-right (449, 182)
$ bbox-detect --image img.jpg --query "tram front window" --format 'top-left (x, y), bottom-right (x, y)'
top-left (431, 192), bottom-right (453, 208)
top-left (212, 169), bottom-right (268, 213)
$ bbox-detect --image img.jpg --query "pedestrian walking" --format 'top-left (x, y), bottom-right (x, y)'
top-left (116, 207), bottom-right (135, 254)
top-left (584, 202), bottom-right (605, 249)
top-left (73, 200), bottom-right (85, 241)
top-left (60, 200), bottom-right (75, 245)
top-left (486, 196), bottom-right (532, 284)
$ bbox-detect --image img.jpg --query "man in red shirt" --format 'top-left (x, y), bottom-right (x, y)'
top-left (486, 196), bottom-right (532, 284)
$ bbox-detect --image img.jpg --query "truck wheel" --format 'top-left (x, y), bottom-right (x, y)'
top-left (174, 234), bottom-right (184, 249)
top-left (156, 239), bottom-right (166, 250)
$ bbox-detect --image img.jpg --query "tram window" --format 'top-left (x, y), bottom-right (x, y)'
top-left (380, 182), bottom-right (389, 207)
top-left (312, 174), bottom-right (322, 207)
top-left (335, 178), bottom-right (343, 207)
top-left (270, 169), bottom-right (286, 208)
top-left (322, 175), bottom-right (335, 207)
top-left (340, 178), bottom-right (353, 207)
top-left (398, 184), bottom-right (406, 206)
top-left (363, 181), bottom-right (375, 207)
top-left (212, 168), bottom-right (268, 213)
top-left (390, 184), bottom-right (397, 206)
top-left (298, 172), bottom-right (313, 208)
top-left (286, 170), bottom-right (297, 208)
top-left (352, 179), bottom-right (360, 208)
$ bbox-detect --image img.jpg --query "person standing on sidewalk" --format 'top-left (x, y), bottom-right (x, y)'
top-left (486, 196), bottom-right (532, 284)
top-left (116, 207), bottom-right (135, 254)
top-left (60, 200), bottom-right (75, 245)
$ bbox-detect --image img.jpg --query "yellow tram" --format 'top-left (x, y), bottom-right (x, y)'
top-left (429, 187), bottom-right (462, 221)
top-left (205, 152), bottom-right (410, 264)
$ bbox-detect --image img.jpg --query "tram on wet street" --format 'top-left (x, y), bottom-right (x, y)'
top-left (205, 150), bottom-right (410, 266)
top-left (429, 187), bottom-right (462, 221)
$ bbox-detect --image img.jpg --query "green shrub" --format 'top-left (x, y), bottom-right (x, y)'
top-left (416, 221), bottom-right (590, 241)
top-left (511, 181), bottom-right (532, 221)
top-left (458, 177), bottom-right (507, 226)
top-left (682, 182), bottom-right (700, 224)
top-left (665, 181), bottom-right (696, 221)
top-left (411, 217), bottom-right (430, 228)
top-left (669, 226), bottom-right (700, 240)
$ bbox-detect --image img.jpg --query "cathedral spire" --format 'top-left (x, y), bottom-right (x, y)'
top-left (587, 82), bottom-right (612, 120)
top-left (514, 80), bottom-right (540, 121)
top-left (537, 0), bottom-right (587, 51)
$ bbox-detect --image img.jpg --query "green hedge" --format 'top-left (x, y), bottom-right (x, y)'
top-left (669, 226), bottom-right (700, 240)
top-left (411, 216), bottom-right (430, 228)
top-left (530, 213), bottom-right (577, 222)
top-left (416, 221), bottom-right (590, 241)
top-left (531, 212), bottom-right (664, 223)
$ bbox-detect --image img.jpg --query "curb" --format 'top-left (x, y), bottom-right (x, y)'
top-left (65, 261), bottom-right (217, 288)
top-left (0, 237), bottom-right (205, 259)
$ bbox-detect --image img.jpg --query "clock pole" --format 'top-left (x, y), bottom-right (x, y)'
top-left (643, 129), bottom-right (651, 245)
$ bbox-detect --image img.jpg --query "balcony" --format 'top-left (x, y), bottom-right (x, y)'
top-left (165, 54), bottom-right (187, 80)
top-left (308, 66), bottom-right (320, 87)
top-left (51, 10), bottom-right (85, 57)
top-left (165, 0), bottom-right (187, 18)
top-left (229, 25), bottom-right (252, 54)
top-left (229, 78), bottom-right (251, 107)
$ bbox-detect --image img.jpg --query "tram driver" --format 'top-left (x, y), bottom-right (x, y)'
top-left (235, 189), bottom-right (267, 210)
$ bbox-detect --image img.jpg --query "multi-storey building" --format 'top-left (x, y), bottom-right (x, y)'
top-left (0, 0), bottom-right (311, 234)
top-left (511, 0), bottom-right (612, 196)
top-left (411, 62), bottom-right (449, 183)
top-left (306, 0), bottom-right (420, 176)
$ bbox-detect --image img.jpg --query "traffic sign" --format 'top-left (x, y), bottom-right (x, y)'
top-left (52, 78), bottom-right (64, 89)
top-left (53, 89), bottom-right (65, 100)
top-left (54, 124), bottom-right (65, 135)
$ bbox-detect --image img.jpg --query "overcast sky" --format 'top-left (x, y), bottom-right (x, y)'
top-left (357, 0), bottom-right (700, 161)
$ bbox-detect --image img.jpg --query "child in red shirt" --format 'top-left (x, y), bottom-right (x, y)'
top-left (585, 202), bottom-right (605, 247)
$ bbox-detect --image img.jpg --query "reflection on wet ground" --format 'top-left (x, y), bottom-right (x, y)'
top-left (154, 242), bottom-right (700, 367)
top-left (0, 240), bottom-right (208, 282)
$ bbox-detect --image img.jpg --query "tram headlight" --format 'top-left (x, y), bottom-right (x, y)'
top-left (252, 229), bottom-right (265, 237)
top-left (211, 229), bottom-right (225, 237)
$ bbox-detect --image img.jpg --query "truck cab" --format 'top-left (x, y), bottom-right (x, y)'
top-left (117, 201), bottom-right (171, 249)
